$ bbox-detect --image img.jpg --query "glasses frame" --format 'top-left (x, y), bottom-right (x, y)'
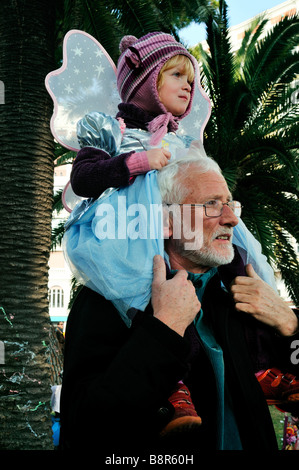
top-left (164, 200), bottom-right (242, 218)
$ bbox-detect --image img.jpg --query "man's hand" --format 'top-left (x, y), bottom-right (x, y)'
top-left (146, 148), bottom-right (171, 170)
top-left (230, 264), bottom-right (299, 336)
top-left (151, 255), bottom-right (201, 337)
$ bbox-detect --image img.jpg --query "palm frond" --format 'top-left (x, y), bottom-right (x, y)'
top-left (243, 14), bottom-right (299, 100)
top-left (54, 143), bottom-right (76, 167)
top-left (51, 221), bottom-right (66, 251)
top-left (201, 2), bottom-right (298, 299)
top-left (53, 189), bottom-right (65, 214)
top-left (274, 228), bottom-right (299, 305)
top-left (234, 16), bottom-right (268, 78)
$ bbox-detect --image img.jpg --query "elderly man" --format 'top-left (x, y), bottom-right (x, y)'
top-left (59, 151), bottom-right (298, 453)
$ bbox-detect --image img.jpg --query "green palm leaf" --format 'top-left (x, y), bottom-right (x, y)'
top-left (198, 2), bottom-right (299, 304)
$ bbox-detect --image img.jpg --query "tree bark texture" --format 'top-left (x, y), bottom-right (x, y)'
top-left (0, 0), bottom-right (57, 449)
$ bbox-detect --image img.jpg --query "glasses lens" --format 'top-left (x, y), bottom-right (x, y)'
top-left (205, 200), bottom-right (222, 217)
top-left (205, 200), bottom-right (242, 217)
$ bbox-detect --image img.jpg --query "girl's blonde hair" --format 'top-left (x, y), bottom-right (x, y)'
top-left (157, 55), bottom-right (195, 89)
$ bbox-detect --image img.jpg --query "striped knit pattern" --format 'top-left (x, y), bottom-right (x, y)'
top-left (117, 32), bottom-right (195, 103)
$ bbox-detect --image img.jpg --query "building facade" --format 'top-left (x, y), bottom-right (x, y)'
top-left (228, 0), bottom-right (299, 52)
top-left (48, 164), bottom-right (72, 326)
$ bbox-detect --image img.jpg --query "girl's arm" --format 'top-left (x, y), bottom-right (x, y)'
top-left (71, 146), bottom-right (171, 198)
top-left (71, 112), bottom-right (170, 198)
top-left (71, 146), bottom-right (135, 198)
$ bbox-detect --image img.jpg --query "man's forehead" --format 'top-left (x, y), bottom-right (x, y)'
top-left (181, 169), bottom-right (231, 201)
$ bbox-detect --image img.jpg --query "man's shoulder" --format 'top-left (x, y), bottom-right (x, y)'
top-left (67, 286), bottom-right (126, 330)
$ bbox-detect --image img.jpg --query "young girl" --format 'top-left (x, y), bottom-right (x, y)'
top-left (64, 32), bottom-right (204, 322)
top-left (63, 32), bottom-right (298, 435)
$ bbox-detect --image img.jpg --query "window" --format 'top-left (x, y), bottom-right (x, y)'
top-left (49, 287), bottom-right (64, 308)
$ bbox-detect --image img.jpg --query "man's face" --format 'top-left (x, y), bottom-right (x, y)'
top-left (169, 169), bottom-right (239, 272)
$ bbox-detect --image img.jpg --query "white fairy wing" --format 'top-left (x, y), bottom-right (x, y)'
top-left (176, 60), bottom-right (211, 142)
top-left (45, 29), bottom-right (121, 151)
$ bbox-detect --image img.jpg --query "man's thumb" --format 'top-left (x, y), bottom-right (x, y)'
top-left (152, 255), bottom-right (166, 285)
top-left (246, 263), bottom-right (261, 280)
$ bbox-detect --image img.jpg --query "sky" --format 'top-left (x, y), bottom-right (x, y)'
top-left (179, 0), bottom-right (285, 46)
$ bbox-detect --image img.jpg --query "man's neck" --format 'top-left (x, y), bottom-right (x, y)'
top-left (167, 249), bottom-right (210, 274)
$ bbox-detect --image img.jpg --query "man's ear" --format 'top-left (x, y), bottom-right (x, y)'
top-left (163, 208), bottom-right (173, 239)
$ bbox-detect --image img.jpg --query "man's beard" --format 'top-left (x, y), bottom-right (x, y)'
top-left (172, 227), bottom-right (235, 268)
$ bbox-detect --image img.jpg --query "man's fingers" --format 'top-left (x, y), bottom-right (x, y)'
top-left (152, 256), bottom-right (189, 290)
top-left (234, 302), bottom-right (256, 314)
top-left (232, 292), bottom-right (255, 304)
top-left (152, 255), bottom-right (167, 286)
top-left (231, 264), bottom-right (263, 288)
top-left (232, 275), bottom-right (259, 287)
top-left (173, 269), bottom-right (189, 281)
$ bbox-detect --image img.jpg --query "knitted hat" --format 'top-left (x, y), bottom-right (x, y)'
top-left (117, 32), bottom-right (197, 144)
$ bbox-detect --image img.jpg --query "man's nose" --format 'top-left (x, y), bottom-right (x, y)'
top-left (219, 204), bottom-right (239, 227)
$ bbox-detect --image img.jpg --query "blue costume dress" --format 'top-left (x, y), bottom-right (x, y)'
top-left (63, 112), bottom-right (276, 327)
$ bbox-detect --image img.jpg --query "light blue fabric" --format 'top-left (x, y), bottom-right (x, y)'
top-left (64, 171), bottom-right (164, 327)
top-left (63, 112), bottom-right (277, 326)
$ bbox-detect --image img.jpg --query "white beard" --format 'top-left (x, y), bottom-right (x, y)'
top-left (173, 227), bottom-right (235, 268)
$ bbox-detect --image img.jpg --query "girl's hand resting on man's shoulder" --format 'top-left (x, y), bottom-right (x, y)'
top-left (146, 148), bottom-right (171, 170)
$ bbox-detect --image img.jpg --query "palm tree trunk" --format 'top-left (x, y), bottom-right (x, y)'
top-left (0, 0), bottom-right (57, 449)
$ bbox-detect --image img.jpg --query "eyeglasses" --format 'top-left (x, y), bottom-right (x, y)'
top-left (164, 200), bottom-right (242, 218)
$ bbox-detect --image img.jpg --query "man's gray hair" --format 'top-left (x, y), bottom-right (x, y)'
top-left (157, 141), bottom-right (222, 204)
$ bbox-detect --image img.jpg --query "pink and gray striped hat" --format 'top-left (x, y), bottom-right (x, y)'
top-left (116, 32), bottom-right (196, 144)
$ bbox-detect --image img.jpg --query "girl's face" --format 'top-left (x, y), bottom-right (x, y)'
top-left (158, 61), bottom-right (192, 116)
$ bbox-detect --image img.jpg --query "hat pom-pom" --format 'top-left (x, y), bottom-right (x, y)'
top-left (119, 35), bottom-right (138, 53)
